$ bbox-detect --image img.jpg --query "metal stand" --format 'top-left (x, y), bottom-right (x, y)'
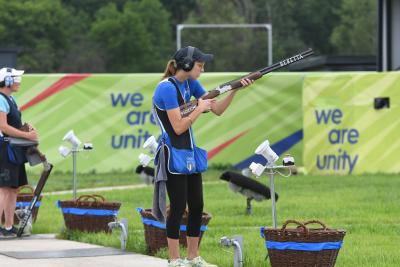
top-left (267, 169), bottom-right (278, 228)
top-left (263, 165), bottom-right (292, 228)
top-left (220, 235), bottom-right (244, 267)
top-left (72, 149), bottom-right (78, 200)
top-left (246, 198), bottom-right (252, 215)
top-left (108, 218), bottom-right (129, 250)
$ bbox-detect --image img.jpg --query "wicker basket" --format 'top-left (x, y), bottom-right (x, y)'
top-left (1, 185), bottom-right (42, 225)
top-left (137, 208), bottom-right (212, 254)
top-left (58, 194), bottom-right (121, 233)
top-left (261, 220), bottom-right (346, 267)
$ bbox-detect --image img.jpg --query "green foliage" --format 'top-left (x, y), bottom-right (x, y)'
top-left (61, 0), bottom-right (129, 18)
top-left (0, 0), bottom-right (378, 72)
top-left (159, 0), bottom-right (197, 32)
top-left (58, 7), bottom-right (106, 72)
top-left (330, 0), bottom-right (377, 55)
top-left (0, 0), bottom-right (70, 72)
top-left (266, 0), bottom-right (342, 60)
top-left (90, 0), bottom-right (172, 72)
top-left (182, 0), bottom-right (270, 72)
top-left (293, 0), bottom-right (342, 54)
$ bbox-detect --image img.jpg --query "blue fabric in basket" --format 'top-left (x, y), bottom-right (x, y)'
top-left (265, 241), bottom-right (343, 251)
top-left (58, 201), bottom-right (118, 216)
top-left (260, 226), bottom-right (343, 251)
top-left (136, 207), bottom-right (208, 232)
top-left (16, 201), bottom-right (41, 208)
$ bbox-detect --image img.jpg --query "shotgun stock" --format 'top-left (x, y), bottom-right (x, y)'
top-left (17, 162), bottom-right (52, 237)
top-left (180, 48), bottom-right (314, 117)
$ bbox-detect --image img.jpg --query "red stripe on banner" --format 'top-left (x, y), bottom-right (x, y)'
top-left (208, 130), bottom-right (250, 160)
top-left (20, 74), bottom-right (91, 111)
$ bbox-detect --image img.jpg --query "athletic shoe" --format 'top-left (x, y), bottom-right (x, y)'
top-left (168, 258), bottom-right (187, 267)
top-left (10, 226), bottom-right (19, 234)
top-left (186, 256), bottom-right (218, 267)
top-left (0, 227), bottom-right (17, 238)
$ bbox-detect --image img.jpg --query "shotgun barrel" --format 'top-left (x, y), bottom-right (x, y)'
top-left (180, 48), bottom-right (314, 117)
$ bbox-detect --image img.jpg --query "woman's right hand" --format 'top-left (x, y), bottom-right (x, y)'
top-left (197, 98), bottom-right (214, 113)
top-left (24, 129), bottom-right (38, 141)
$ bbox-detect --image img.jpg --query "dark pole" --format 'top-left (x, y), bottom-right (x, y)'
top-left (378, 0), bottom-right (383, 71)
top-left (387, 0), bottom-right (392, 70)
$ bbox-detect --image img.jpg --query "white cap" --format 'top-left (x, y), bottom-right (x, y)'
top-left (249, 162), bottom-right (266, 177)
top-left (0, 67), bottom-right (24, 82)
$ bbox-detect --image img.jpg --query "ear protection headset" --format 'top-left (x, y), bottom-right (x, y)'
top-left (178, 46), bottom-right (195, 72)
top-left (4, 68), bottom-right (14, 87)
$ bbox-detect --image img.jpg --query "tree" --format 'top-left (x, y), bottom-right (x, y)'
top-left (58, 8), bottom-right (106, 73)
top-left (0, 0), bottom-right (378, 72)
top-left (131, 0), bottom-right (174, 70)
top-left (182, 0), bottom-right (270, 71)
top-left (267, 0), bottom-right (342, 60)
top-left (62, 0), bottom-right (128, 18)
top-left (159, 0), bottom-right (197, 35)
top-left (330, 0), bottom-right (377, 55)
top-left (90, 0), bottom-right (172, 72)
top-left (0, 0), bottom-right (70, 72)
top-left (181, 0), bottom-right (341, 70)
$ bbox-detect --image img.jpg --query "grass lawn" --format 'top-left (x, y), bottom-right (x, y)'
top-left (29, 170), bottom-right (400, 267)
top-left (26, 170), bottom-right (142, 192)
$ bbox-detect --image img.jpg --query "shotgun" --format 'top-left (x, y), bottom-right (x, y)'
top-left (17, 161), bottom-right (53, 237)
top-left (180, 48), bottom-right (314, 117)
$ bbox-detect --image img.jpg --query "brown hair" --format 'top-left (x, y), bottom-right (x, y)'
top-left (161, 60), bottom-right (177, 80)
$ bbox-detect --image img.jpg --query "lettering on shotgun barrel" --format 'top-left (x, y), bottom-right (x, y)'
top-left (279, 54), bottom-right (304, 67)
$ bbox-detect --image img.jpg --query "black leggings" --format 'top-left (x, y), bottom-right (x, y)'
top-left (166, 171), bottom-right (204, 239)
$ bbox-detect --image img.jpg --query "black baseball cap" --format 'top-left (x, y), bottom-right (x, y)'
top-left (173, 46), bottom-right (214, 63)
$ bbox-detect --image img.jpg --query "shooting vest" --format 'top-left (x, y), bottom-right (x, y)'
top-left (0, 92), bottom-right (23, 131)
top-left (0, 92), bottom-right (27, 187)
top-left (153, 78), bottom-right (207, 174)
top-left (154, 78), bottom-right (193, 150)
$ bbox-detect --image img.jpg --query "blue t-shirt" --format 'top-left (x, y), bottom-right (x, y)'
top-left (0, 94), bottom-right (17, 114)
top-left (153, 77), bottom-right (206, 110)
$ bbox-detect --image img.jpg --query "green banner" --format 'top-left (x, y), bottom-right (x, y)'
top-left (17, 73), bottom-right (305, 173)
top-left (303, 72), bottom-right (400, 174)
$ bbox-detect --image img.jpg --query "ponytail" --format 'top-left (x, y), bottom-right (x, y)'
top-left (161, 60), bottom-right (177, 80)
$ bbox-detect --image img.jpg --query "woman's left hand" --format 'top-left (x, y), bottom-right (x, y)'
top-left (27, 123), bottom-right (36, 131)
top-left (240, 78), bottom-right (253, 88)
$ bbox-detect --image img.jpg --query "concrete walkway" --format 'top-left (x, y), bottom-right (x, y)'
top-left (0, 234), bottom-right (167, 267)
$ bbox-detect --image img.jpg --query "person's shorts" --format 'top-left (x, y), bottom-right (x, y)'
top-left (0, 141), bottom-right (28, 188)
